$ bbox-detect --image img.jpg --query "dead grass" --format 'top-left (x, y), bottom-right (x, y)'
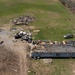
top-left (29, 60), bottom-right (55, 75)
top-left (0, 45), bottom-right (20, 75)
top-left (28, 59), bottom-right (75, 75)
top-left (69, 61), bottom-right (75, 75)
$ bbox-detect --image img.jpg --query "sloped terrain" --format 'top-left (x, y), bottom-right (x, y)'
top-left (0, 26), bottom-right (28, 75)
top-left (0, 45), bottom-right (20, 75)
top-left (0, 0), bottom-right (75, 75)
top-left (0, 44), bottom-right (28, 75)
top-left (0, 0), bottom-right (75, 40)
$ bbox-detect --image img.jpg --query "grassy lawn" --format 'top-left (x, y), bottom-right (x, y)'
top-left (0, 0), bottom-right (74, 40)
top-left (34, 27), bottom-right (73, 40)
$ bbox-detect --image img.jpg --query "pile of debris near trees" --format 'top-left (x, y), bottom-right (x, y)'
top-left (32, 40), bottom-right (75, 46)
top-left (31, 40), bottom-right (75, 50)
top-left (60, 0), bottom-right (75, 14)
top-left (14, 31), bottom-right (32, 43)
top-left (12, 15), bottom-right (35, 25)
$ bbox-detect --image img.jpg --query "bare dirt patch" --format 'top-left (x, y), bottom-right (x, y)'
top-left (69, 61), bottom-right (75, 75)
top-left (0, 45), bottom-right (20, 75)
top-left (29, 60), bottom-right (55, 75)
top-left (0, 25), bottom-right (29, 75)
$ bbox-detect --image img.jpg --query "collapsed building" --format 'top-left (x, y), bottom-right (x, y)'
top-left (30, 40), bottom-right (75, 59)
top-left (12, 15), bottom-right (35, 25)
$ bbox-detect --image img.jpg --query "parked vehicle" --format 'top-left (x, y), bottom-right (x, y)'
top-left (64, 34), bottom-right (74, 39)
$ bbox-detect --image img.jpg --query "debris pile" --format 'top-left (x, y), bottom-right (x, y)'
top-left (31, 40), bottom-right (75, 51)
top-left (60, 0), bottom-right (75, 14)
top-left (43, 59), bottom-right (53, 64)
top-left (30, 40), bottom-right (75, 59)
top-left (14, 31), bottom-right (32, 43)
top-left (12, 15), bottom-right (35, 25)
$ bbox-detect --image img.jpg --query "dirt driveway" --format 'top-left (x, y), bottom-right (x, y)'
top-left (0, 25), bottom-right (29, 75)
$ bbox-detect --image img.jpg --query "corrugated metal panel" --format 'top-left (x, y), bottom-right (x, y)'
top-left (31, 52), bottom-right (75, 58)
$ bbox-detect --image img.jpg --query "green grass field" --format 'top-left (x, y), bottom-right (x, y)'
top-left (0, 0), bottom-right (75, 75)
top-left (0, 0), bottom-right (75, 40)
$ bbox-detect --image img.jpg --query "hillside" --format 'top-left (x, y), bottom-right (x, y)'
top-left (0, 0), bottom-right (75, 75)
top-left (0, 0), bottom-right (75, 40)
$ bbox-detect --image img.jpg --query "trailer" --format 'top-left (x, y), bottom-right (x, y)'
top-left (30, 52), bottom-right (75, 59)
top-left (30, 42), bottom-right (75, 59)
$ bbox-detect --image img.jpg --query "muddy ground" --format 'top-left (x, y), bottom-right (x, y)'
top-left (0, 25), bottom-right (29, 75)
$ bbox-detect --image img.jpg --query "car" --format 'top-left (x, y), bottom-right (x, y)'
top-left (64, 34), bottom-right (74, 39)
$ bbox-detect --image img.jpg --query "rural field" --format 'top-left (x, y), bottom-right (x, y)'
top-left (0, 0), bottom-right (75, 75)
top-left (0, 0), bottom-right (75, 40)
